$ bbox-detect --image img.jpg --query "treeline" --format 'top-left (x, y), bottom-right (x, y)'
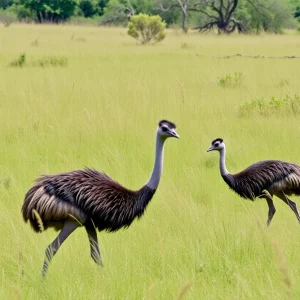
top-left (0, 0), bottom-right (300, 33)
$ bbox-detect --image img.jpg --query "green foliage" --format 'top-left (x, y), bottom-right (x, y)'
top-left (7, 3), bottom-right (36, 22)
top-left (241, 0), bottom-right (293, 33)
top-left (19, 0), bottom-right (78, 22)
top-left (218, 72), bottom-right (244, 87)
top-left (101, 0), bottom-right (153, 25)
top-left (8, 53), bottom-right (68, 68)
top-left (32, 56), bottom-right (68, 67)
top-left (238, 94), bottom-right (300, 117)
top-left (128, 14), bottom-right (166, 44)
top-left (9, 53), bottom-right (26, 67)
top-left (0, 0), bottom-right (13, 9)
top-left (0, 8), bottom-right (16, 25)
top-left (0, 0), bottom-right (297, 29)
top-left (98, 0), bottom-right (109, 16)
top-left (78, 0), bottom-right (98, 18)
top-left (289, 0), bottom-right (300, 18)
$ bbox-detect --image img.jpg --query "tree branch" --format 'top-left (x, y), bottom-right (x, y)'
top-left (189, 2), bottom-right (218, 19)
top-left (176, 0), bottom-right (185, 12)
top-left (209, 0), bottom-right (222, 17)
top-left (188, 7), bottom-right (218, 20)
top-left (227, 0), bottom-right (238, 17)
top-left (157, 3), bottom-right (180, 12)
top-left (193, 20), bottom-right (218, 31)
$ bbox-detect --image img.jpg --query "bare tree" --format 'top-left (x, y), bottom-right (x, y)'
top-left (100, 0), bottom-right (135, 25)
top-left (157, 0), bottom-right (209, 33)
top-left (158, 0), bottom-right (244, 34)
top-left (193, 0), bottom-right (244, 33)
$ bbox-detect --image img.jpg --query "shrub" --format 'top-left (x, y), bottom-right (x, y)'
top-left (0, 9), bottom-right (16, 26)
top-left (218, 72), bottom-right (244, 87)
top-left (31, 38), bottom-right (39, 46)
top-left (31, 56), bottom-right (68, 67)
top-left (9, 53), bottom-right (26, 67)
top-left (128, 14), bottom-right (166, 44)
top-left (238, 94), bottom-right (300, 117)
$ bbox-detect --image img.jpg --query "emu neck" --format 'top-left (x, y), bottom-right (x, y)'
top-left (219, 147), bottom-right (229, 176)
top-left (146, 134), bottom-right (165, 190)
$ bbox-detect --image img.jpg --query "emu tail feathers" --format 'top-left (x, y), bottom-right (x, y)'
top-left (22, 180), bottom-right (87, 233)
top-left (22, 183), bottom-right (45, 232)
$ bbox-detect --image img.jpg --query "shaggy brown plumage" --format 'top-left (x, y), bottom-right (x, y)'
top-left (208, 138), bottom-right (300, 226)
top-left (223, 160), bottom-right (300, 199)
top-left (22, 168), bottom-right (155, 232)
top-left (22, 119), bottom-right (179, 277)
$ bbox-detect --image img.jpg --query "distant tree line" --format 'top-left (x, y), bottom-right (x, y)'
top-left (0, 0), bottom-right (300, 33)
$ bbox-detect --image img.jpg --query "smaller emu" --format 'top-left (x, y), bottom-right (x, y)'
top-left (22, 120), bottom-right (179, 277)
top-left (208, 138), bottom-right (300, 226)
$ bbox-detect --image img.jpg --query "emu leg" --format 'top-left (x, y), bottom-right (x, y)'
top-left (260, 190), bottom-right (276, 226)
top-left (265, 197), bottom-right (276, 227)
top-left (85, 219), bottom-right (103, 266)
top-left (42, 219), bottom-right (79, 277)
top-left (275, 191), bottom-right (300, 223)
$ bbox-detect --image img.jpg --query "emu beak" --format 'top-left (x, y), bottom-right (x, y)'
top-left (207, 146), bottom-right (214, 152)
top-left (171, 130), bottom-right (180, 139)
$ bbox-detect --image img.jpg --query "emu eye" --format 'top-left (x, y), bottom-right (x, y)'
top-left (215, 143), bottom-right (219, 147)
top-left (161, 127), bottom-right (168, 132)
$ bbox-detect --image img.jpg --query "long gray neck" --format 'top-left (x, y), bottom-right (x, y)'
top-left (219, 147), bottom-right (229, 176)
top-left (146, 133), bottom-right (165, 190)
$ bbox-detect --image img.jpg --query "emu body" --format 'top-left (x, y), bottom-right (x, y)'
top-left (22, 120), bottom-right (179, 277)
top-left (208, 138), bottom-right (300, 226)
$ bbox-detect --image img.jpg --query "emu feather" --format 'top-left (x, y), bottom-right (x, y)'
top-left (22, 120), bottom-right (179, 277)
top-left (208, 138), bottom-right (300, 226)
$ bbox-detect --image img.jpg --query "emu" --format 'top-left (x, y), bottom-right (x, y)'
top-left (22, 120), bottom-right (179, 277)
top-left (207, 138), bottom-right (300, 226)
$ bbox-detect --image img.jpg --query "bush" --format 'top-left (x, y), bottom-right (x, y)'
top-left (8, 4), bottom-right (36, 22)
top-left (218, 72), bottom-right (244, 87)
top-left (32, 56), bottom-right (68, 67)
top-left (0, 9), bottom-right (16, 26)
top-left (238, 94), bottom-right (300, 117)
top-left (9, 54), bottom-right (68, 68)
top-left (9, 53), bottom-right (26, 67)
top-left (128, 14), bottom-right (166, 44)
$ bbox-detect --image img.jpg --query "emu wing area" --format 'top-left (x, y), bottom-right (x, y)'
top-left (231, 160), bottom-right (300, 199)
top-left (42, 168), bottom-right (140, 232)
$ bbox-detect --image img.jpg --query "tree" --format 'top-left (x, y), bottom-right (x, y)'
top-left (101, 0), bottom-right (153, 25)
top-left (193, 0), bottom-right (244, 33)
top-left (97, 0), bottom-right (109, 16)
top-left (78, 0), bottom-right (98, 17)
top-left (128, 14), bottom-right (166, 44)
top-left (19, 0), bottom-right (78, 23)
top-left (157, 0), bottom-right (207, 32)
top-left (289, 0), bottom-right (300, 18)
top-left (0, 0), bottom-right (13, 10)
top-left (100, 0), bottom-right (134, 24)
top-left (244, 0), bottom-right (293, 33)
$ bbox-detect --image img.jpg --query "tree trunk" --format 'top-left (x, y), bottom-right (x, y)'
top-left (36, 11), bottom-right (41, 23)
top-left (182, 12), bottom-right (187, 32)
top-left (182, 5), bottom-right (187, 33)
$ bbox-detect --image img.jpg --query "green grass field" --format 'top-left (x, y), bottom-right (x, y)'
top-left (1, 24), bottom-right (300, 299)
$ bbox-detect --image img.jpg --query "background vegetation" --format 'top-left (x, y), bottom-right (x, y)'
top-left (1, 25), bottom-right (300, 299)
top-left (0, 0), bottom-right (300, 33)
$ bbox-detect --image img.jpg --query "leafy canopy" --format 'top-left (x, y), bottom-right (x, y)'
top-left (19, 0), bottom-right (77, 22)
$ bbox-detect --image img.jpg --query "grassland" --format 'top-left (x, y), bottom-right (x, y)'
top-left (1, 25), bottom-right (300, 299)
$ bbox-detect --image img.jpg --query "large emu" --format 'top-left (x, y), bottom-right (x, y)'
top-left (207, 138), bottom-right (300, 226)
top-left (22, 120), bottom-right (179, 277)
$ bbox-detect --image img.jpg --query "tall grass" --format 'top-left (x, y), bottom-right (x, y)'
top-left (1, 25), bottom-right (300, 299)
